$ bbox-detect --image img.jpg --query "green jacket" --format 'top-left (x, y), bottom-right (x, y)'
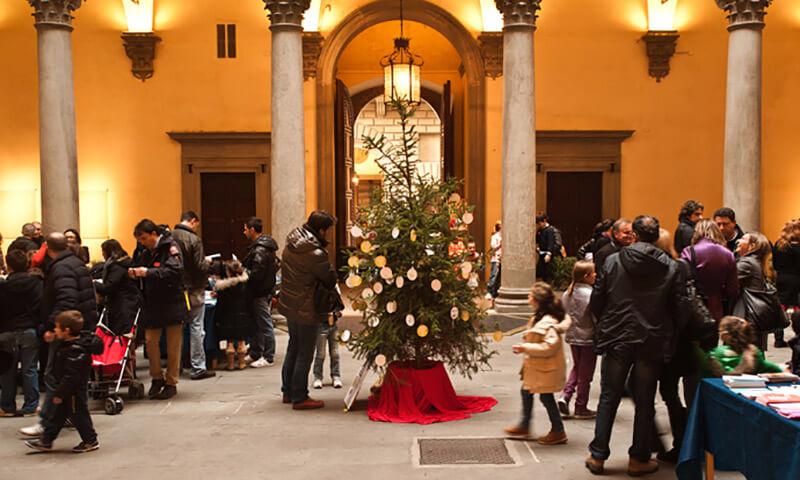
top-left (700, 344), bottom-right (783, 377)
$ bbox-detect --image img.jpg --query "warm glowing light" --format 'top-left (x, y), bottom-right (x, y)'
top-left (480, 0), bottom-right (503, 31)
top-left (302, 0), bottom-right (322, 31)
top-left (122, 0), bottom-right (154, 33)
top-left (384, 63), bottom-right (420, 105)
top-left (647, 0), bottom-right (678, 31)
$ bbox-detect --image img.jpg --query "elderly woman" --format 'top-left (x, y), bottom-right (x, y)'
top-left (734, 232), bottom-right (774, 350)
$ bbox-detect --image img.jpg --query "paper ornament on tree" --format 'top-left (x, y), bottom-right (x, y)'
top-left (461, 311), bottom-right (470, 321)
top-left (386, 301), bottom-right (397, 314)
top-left (410, 230), bottom-right (417, 242)
top-left (431, 279), bottom-right (442, 292)
top-left (407, 267), bottom-right (418, 281)
top-left (392, 227), bottom-right (400, 239)
top-left (350, 275), bottom-right (362, 287)
top-left (449, 193), bottom-right (461, 203)
top-left (396, 276), bottom-right (404, 288)
top-left (461, 262), bottom-right (472, 274)
top-left (380, 267), bottom-right (393, 280)
top-left (374, 255), bottom-right (387, 268)
top-left (350, 226), bottom-right (363, 238)
top-left (462, 212), bottom-right (474, 225)
top-left (373, 282), bottom-right (383, 294)
top-left (493, 331), bottom-right (504, 342)
top-left (450, 307), bottom-right (459, 320)
top-left (341, 330), bottom-right (351, 342)
top-left (368, 317), bottom-right (380, 328)
top-left (360, 241), bottom-right (372, 253)
top-left (348, 256), bottom-right (359, 267)
top-left (361, 288), bottom-right (374, 300)
top-left (375, 354), bottom-right (387, 367)
top-left (417, 325), bottom-right (429, 338)
top-left (405, 314), bottom-right (415, 326)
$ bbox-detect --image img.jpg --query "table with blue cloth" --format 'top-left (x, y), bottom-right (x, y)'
top-left (157, 303), bottom-right (220, 362)
top-left (677, 378), bottom-right (800, 480)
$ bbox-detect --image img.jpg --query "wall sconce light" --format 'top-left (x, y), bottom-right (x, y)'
top-left (121, 0), bottom-right (161, 81)
top-left (642, 0), bottom-right (679, 82)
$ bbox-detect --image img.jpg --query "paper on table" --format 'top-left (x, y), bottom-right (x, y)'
top-left (205, 253), bottom-right (221, 261)
top-left (730, 387), bottom-right (773, 399)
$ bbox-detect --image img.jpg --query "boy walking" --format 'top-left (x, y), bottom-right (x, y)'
top-left (25, 311), bottom-right (101, 453)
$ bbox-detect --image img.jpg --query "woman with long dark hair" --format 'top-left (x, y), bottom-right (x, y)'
top-left (773, 219), bottom-right (800, 347)
top-left (94, 239), bottom-right (140, 335)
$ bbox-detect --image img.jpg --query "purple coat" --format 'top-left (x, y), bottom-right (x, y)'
top-left (680, 238), bottom-right (739, 321)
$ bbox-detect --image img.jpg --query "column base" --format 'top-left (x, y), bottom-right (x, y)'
top-left (484, 310), bottom-right (531, 332)
top-left (493, 286), bottom-right (535, 314)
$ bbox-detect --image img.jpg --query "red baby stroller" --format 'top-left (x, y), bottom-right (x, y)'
top-left (89, 308), bottom-right (145, 415)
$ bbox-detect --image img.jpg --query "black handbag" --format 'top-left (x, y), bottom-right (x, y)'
top-left (683, 248), bottom-right (718, 348)
top-left (734, 284), bottom-right (789, 332)
top-left (313, 282), bottom-right (345, 316)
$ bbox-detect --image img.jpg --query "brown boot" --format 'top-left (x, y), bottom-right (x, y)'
top-left (537, 431), bottom-right (567, 445)
top-left (292, 397), bottom-right (324, 410)
top-left (503, 425), bottom-right (530, 438)
top-left (225, 344), bottom-right (235, 371)
top-left (585, 455), bottom-right (604, 475)
top-left (236, 344), bottom-right (247, 370)
top-left (627, 458), bottom-right (659, 477)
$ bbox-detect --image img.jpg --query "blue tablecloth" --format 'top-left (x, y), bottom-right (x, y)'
top-left (676, 378), bottom-right (800, 480)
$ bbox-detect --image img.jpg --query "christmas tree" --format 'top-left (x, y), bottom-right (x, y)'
top-left (342, 97), bottom-right (494, 378)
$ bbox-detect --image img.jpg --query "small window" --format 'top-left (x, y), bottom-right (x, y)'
top-left (217, 24), bottom-right (237, 59)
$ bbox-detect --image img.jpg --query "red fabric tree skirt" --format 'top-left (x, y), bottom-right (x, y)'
top-left (367, 360), bottom-right (497, 424)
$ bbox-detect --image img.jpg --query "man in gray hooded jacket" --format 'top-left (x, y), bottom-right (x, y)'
top-left (278, 211), bottom-right (337, 410)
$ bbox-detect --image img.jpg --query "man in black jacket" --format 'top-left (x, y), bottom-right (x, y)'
top-left (242, 217), bottom-right (279, 368)
top-left (535, 213), bottom-right (557, 281)
top-left (279, 211), bottom-right (337, 410)
top-left (593, 218), bottom-right (633, 273)
top-left (19, 233), bottom-right (97, 438)
top-left (8, 222), bottom-right (40, 253)
top-left (172, 211), bottom-right (214, 380)
top-left (585, 216), bottom-right (687, 477)
top-left (0, 250), bottom-right (43, 416)
top-left (713, 207), bottom-right (744, 254)
top-left (131, 219), bottom-right (188, 400)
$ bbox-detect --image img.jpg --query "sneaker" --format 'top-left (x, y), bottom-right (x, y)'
top-left (0, 408), bottom-right (16, 417)
top-left (312, 378), bottom-right (323, 389)
top-left (190, 370), bottom-right (216, 380)
top-left (503, 425), bottom-right (530, 438)
top-left (332, 377), bottom-right (343, 389)
top-left (155, 385), bottom-right (177, 400)
top-left (292, 397), bottom-right (324, 410)
top-left (243, 354), bottom-right (255, 365)
top-left (537, 431), bottom-right (568, 445)
top-left (250, 357), bottom-right (271, 368)
top-left (19, 423), bottom-right (44, 437)
top-left (72, 440), bottom-right (99, 453)
top-left (25, 439), bottom-right (52, 452)
top-left (557, 397), bottom-right (570, 417)
top-left (573, 407), bottom-right (596, 419)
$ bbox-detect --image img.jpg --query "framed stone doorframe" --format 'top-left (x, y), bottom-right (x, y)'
top-left (536, 130), bottom-right (634, 222)
top-left (167, 131), bottom-right (272, 239)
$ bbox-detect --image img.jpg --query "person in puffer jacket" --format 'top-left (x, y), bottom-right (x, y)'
top-left (25, 310), bottom-right (103, 453)
top-left (505, 282), bottom-right (572, 446)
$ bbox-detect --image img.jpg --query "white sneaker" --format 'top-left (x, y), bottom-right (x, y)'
top-left (312, 378), bottom-right (323, 389)
top-left (19, 423), bottom-right (43, 437)
top-left (250, 357), bottom-right (271, 368)
top-left (332, 377), bottom-right (343, 389)
top-left (243, 355), bottom-right (255, 365)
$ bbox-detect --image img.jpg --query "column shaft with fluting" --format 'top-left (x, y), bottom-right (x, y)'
top-left (264, 1), bottom-right (310, 246)
top-left (717, 0), bottom-right (771, 231)
top-left (29, 0), bottom-right (83, 234)
top-left (494, 1), bottom-right (541, 313)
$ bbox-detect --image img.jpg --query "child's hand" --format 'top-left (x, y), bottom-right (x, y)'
top-left (512, 344), bottom-right (525, 355)
top-left (53, 397), bottom-right (62, 405)
top-left (209, 291), bottom-right (217, 299)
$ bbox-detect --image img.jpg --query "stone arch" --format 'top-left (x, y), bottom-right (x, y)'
top-left (315, 0), bottom-right (487, 251)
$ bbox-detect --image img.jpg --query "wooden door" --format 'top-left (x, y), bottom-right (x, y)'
top-left (546, 172), bottom-right (603, 256)
top-left (335, 79), bottom-right (356, 264)
top-left (200, 172), bottom-right (256, 260)
top-left (441, 80), bottom-right (455, 178)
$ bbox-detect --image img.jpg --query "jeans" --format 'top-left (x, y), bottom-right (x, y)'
top-left (187, 299), bottom-right (207, 374)
top-left (487, 262), bottom-right (501, 298)
top-left (562, 344), bottom-right (597, 409)
top-left (0, 329), bottom-right (40, 414)
top-left (313, 323), bottom-right (341, 380)
top-left (518, 389), bottom-right (564, 433)
top-left (590, 348), bottom-right (661, 463)
top-left (42, 387), bottom-right (96, 445)
top-left (248, 295), bottom-right (275, 361)
top-left (281, 318), bottom-right (320, 404)
top-left (39, 340), bottom-right (59, 426)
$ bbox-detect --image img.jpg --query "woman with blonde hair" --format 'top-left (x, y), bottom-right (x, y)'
top-left (773, 219), bottom-right (800, 348)
top-left (679, 219), bottom-right (739, 324)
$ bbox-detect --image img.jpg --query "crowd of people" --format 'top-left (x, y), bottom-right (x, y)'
top-left (0, 209), bottom-right (341, 452)
top-left (502, 203), bottom-right (800, 476)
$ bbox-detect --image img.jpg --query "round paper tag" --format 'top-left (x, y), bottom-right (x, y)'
top-left (461, 262), bottom-right (472, 274)
top-left (380, 267), bottom-right (393, 280)
top-left (386, 301), bottom-right (397, 314)
top-left (450, 307), bottom-right (459, 320)
top-left (391, 227), bottom-right (400, 239)
top-left (462, 212), bottom-right (474, 225)
top-left (361, 288), bottom-right (374, 300)
top-left (493, 331), bottom-right (504, 342)
top-left (341, 330), bottom-right (351, 342)
top-left (375, 354), bottom-right (387, 367)
top-left (407, 267), bottom-right (418, 281)
top-left (410, 230), bottom-right (417, 242)
top-left (350, 275), bottom-right (362, 287)
top-left (350, 226), bottom-right (363, 238)
top-left (374, 255), bottom-right (387, 268)
top-left (373, 282), bottom-right (383, 294)
top-left (360, 241), bottom-right (372, 253)
top-left (368, 316), bottom-right (380, 328)
top-left (396, 276), bottom-right (404, 288)
top-left (405, 314), bottom-right (415, 326)
top-left (348, 256), bottom-right (359, 267)
top-left (417, 325), bottom-right (429, 338)
top-left (449, 193), bottom-right (461, 203)
top-left (431, 279), bottom-right (442, 292)
top-left (461, 310), bottom-right (470, 321)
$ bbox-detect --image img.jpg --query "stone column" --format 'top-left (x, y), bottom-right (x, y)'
top-left (263, 1), bottom-right (310, 247)
top-left (29, 0), bottom-right (83, 234)
top-left (493, 0), bottom-right (541, 314)
top-left (716, 0), bottom-right (771, 231)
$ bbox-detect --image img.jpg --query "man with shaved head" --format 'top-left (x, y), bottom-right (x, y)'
top-left (19, 232), bottom-right (98, 438)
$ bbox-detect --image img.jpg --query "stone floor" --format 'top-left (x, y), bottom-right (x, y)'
top-left (0, 326), bottom-right (791, 479)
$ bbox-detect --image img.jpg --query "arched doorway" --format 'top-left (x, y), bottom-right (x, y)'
top-left (316, 0), bottom-right (487, 260)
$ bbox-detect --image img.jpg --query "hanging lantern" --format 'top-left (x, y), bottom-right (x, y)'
top-left (380, 0), bottom-right (423, 106)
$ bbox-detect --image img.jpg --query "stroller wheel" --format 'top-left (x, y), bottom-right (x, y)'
top-left (114, 396), bottom-right (124, 414)
top-left (104, 397), bottom-right (118, 415)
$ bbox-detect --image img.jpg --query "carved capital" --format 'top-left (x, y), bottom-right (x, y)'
top-left (715, 0), bottom-right (771, 30)
top-left (478, 32), bottom-right (503, 79)
top-left (28, 0), bottom-right (82, 29)
top-left (642, 31), bottom-right (679, 82)
top-left (263, 0), bottom-right (311, 28)
top-left (302, 32), bottom-right (323, 80)
top-left (122, 32), bottom-right (161, 82)
top-left (494, 0), bottom-right (542, 28)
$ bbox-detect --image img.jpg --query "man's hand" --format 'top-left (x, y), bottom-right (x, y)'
top-left (43, 331), bottom-right (55, 343)
top-left (52, 397), bottom-right (62, 405)
top-left (128, 268), bottom-right (136, 279)
top-left (545, 254), bottom-right (552, 264)
top-left (132, 267), bottom-right (148, 278)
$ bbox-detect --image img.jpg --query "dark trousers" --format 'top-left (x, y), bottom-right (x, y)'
top-left (42, 387), bottom-right (97, 445)
top-left (658, 367), bottom-right (698, 451)
top-left (518, 389), bottom-right (564, 434)
top-left (39, 341), bottom-right (59, 426)
top-left (590, 348), bottom-right (661, 463)
top-left (281, 318), bottom-right (320, 404)
top-left (487, 262), bottom-right (501, 298)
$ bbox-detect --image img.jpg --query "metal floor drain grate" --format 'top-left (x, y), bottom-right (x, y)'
top-left (417, 438), bottom-right (516, 466)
